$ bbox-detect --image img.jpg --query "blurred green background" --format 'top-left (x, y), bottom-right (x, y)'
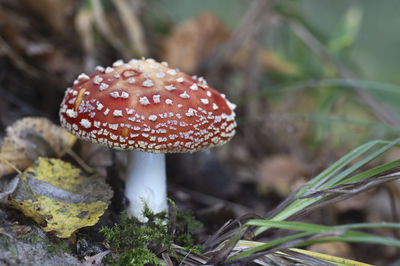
top-left (168, 0), bottom-right (400, 82)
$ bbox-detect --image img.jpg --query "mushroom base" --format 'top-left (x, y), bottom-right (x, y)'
top-left (125, 151), bottom-right (167, 221)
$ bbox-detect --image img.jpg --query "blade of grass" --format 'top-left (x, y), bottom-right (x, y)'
top-left (295, 139), bottom-right (398, 197)
top-left (265, 140), bottom-right (391, 219)
top-left (229, 231), bottom-right (314, 260)
top-left (298, 140), bottom-right (381, 192)
top-left (233, 241), bottom-right (373, 266)
top-left (341, 160), bottom-right (400, 185)
top-left (317, 137), bottom-right (400, 190)
top-left (247, 220), bottom-right (400, 231)
top-left (256, 138), bottom-right (400, 235)
top-left (286, 248), bottom-right (372, 266)
top-left (287, 138), bottom-right (400, 213)
top-left (296, 235), bottom-right (400, 250)
top-left (229, 221), bottom-right (400, 261)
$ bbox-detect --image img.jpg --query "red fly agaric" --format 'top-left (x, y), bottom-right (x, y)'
top-left (59, 58), bottom-right (236, 220)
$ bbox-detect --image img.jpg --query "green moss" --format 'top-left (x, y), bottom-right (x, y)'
top-left (169, 201), bottom-right (203, 254)
top-left (100, 203), bottom-right (202, 265)
top-left (46, 240), bottom-right (71, 254)
top-left (17, 229), bottom-right (70, 255)
top-left (0, 235), bottom-right (19, 256)
top-left (0, 235), bottom-right (12, 251)
top-left (19, 232), bottom-right (41, 245)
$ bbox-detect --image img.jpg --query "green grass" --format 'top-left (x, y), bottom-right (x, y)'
top-left (100, 204), bottom-right (202, 265)
top-left (251, 138), bottom-right (400, 234)
top-left (229, 221), bottom-right (400, 261)
top-left (208, 138), bottom-right (400, 264)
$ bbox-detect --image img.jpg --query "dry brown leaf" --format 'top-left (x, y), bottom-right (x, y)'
top-left (0, 35), bottom-right (41, 78)
top-left (83, 250), bottom-right (110, 266)
top-left (91, 0), bottom-right (126, 55)
top-left (75, 6), bottom-right (97, 72)
top-left (78, 142), bottom-right (112, 178)
top-left (0, 7), bottom-right (29, 53)
top-left (113, 0), bottom-right (147, 56)
top-left (40, 47), bottom-right (81, 82)
top-left (0, 2), bottom-right (80, 81)
top-left (21, 0), bottom-right (75, 32)
top-left (75, 7), bottom-right (95, 53)
top-left (0, 117), bottom-right (76, 177)
top-left (0, 176), bottom-right (19, 203)
top-left (163, 12), bottom-right (230, 73)
top-left (257, 154), bottom-right (306, 196)
top-left (231, 47), bottom-right (299, 75)
top-left (162, 10), bottom-right (297, 75)
top-left (11, 224), bottom-right (32, 238)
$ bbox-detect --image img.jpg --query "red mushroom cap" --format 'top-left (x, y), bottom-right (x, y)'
top-left (59, 58), bottom-right (236, 153)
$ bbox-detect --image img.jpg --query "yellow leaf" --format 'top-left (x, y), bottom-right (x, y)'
top-left (0, 117), bottom-right (76, 177)
top-left (8, 157), bottom-right (112, 238)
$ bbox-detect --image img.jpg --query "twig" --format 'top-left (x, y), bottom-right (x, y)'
top-left (113, 0), bottom-right (147, 56)
top-left (0, 35), bottom-right (40, 78)
top-left (66, 148), bottom-right (95, 174)
top-left (241, 24), bottom-right (266, 117)
top-left (0, 156), bottom-right (22, 175)
top-left (171, 244), bottom-right (208, 265)
top-left (91, 0), bottom-right (127, 55)
top-left (161, 252), bottom-right (174, 266)
top-left (74, 6), bottom-right (97, 73)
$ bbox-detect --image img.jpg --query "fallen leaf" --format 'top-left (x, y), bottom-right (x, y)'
top-left (257, 154), bottom-right (306, 196)
top-left (78, 142), bottom-right (112, 178)
top-left (91, 0), bottom-right (127, 55)
top-left (112, 0), bottom-right (147, 56)
top-left (0, 117), bottom-right (76, 177)
top-left (11, 224), bottom-right (31, 238)
top-left (0, 175), bottom-right (19, 203)
top-left (231, 47), bottom-right (299, 75)
top-left (8, 157), bottom-right (112, 238)
top-left (75, 6), bottom-right (97, 72)
top-left (0, 7), bottom-right (29, 53)
top-left (21, 0), bottom-right (75, 32)
top-left (163, 12), bottom-right (230, 73)
top-left (0, 2), bottom-right (80, 82)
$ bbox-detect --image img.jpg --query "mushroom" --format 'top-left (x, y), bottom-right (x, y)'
top-left (59, 58), bottom-right (237, 220)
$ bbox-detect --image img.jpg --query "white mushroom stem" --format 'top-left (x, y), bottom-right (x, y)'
top-left (125, 151), bottom-right (168, 221)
